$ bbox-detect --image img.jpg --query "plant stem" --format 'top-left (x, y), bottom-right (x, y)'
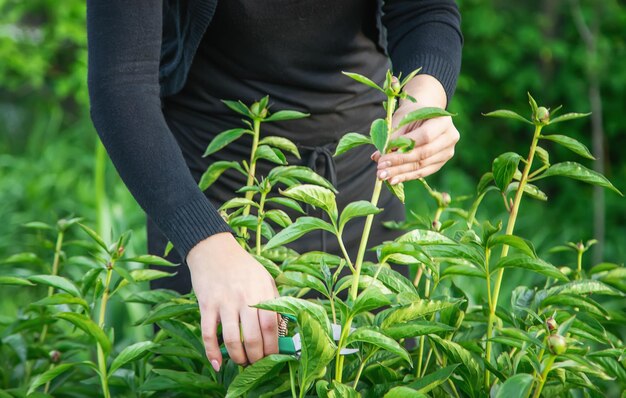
top-left (483, 247), bottom-right (493, 389)
top-left (531, 355), bottom-right (556, 398)
top-left (337, 236), bottom-right (354, 271)
top-left (96, 264), bottom-right (114, 398)
top-left (241, 119), bottom-right (261, 238)
top-left (39, 230), bottom-right (65, 344)
top-left (417, 336), bottom-right (425, 377)
top-left (288, 361), bottom-right (297, 398)
top-left (334, 315), bottom-right (353, 382)
top-left (421, 348), bottom-right (433, 377)
top-left (413, 265), bottom-right (423, 288)
top-left (255, 192), bottom-right (267, 256)
top-left (352, 349), bottom-right (377, 388)
top-left (576, 249), bottom-right (583, 279)
top-left (485, 125), bottom-right (542, 384)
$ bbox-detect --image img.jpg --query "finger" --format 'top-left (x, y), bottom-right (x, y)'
top-left (240, 307), bottom-right (264, 363)
top-left (200, 307), bottom-right (222, 372)
top-left (383, 149), bottom-right (454, 183)
top-left (221, 309), bottom-right (247, 365)
top-left (258, 308), bottom-right (279, 355)
top-left (389, 160), bottom-right (448, 184)
top-left (377, 130), bottom-right (457, 174)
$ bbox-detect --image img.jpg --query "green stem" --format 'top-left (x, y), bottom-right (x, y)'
top-left (95, 140), bottom-right (110, 241)
top-left (526, 343), bottom-right (547, 398)
top-left (288, 361), bottom-right (298, 398)
top-left (255, 192), bottom-right (267, 256)
top-left (333, 315), bottom-right (353, 382)
top-left (528, 164), bottom-right (548, 180)
top-left (353, 349), bottom-right (377, 388)
top-left (484, 247), bottom-right (493, 389)
top-left (39, 230), bottom-right (65, 344)
top-left (576, 249), bottom-right (583, 279)
top-left (485, 125), bottom-right (542, 383)
top-left (531, 356), bottom-right (556, 398)
top-left (431, 344), bottom-right (461, 398)
top-left (337, 236), bottom-right (354, 272)
top-left (421, 347), bottom-right (433, 377)
top-left (43, 364), bottom-right (55, 393)
top-left (241, 119), bottom-right (261, 238)
top-left (97, 264), bottom-right (114, 398)
top-left (417, 336), bottom-right (425, 377)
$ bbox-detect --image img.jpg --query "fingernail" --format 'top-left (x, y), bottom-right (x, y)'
top-left (378, 170), bottom-right (388, 179)
top-left (210, 359), bottom-right (220, 372)
top-left (390, 177), bottom-right (399, 185)
top-left (383, 161), bottom-right (391, 168)
top-left (370, 153), bottom-right (375, 160)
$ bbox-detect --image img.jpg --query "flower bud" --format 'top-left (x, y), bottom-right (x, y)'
top-left (536, 107), bottom-right (550, 124)
top-left (250, 102), bottom-right (261, 116)
top-left (49, 350), bottom-right (61, 364)
top-left (576, 241), bottom-right (584, 251)
top-left (547, 334), bottom-right (567, 355)
top-left (391, 77), bottom-right (401, 93)
top-left (441, 192), bottom-right (451, 206)
top-left (546, 317), bottom-right (557, 332)
top-left (260, 108), bottom-right (268, 118)
top-left (117, 245), bottom-right (125, 257)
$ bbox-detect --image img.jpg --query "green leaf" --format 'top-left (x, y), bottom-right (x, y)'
top-left (23, 221), bottom-right (55, 230)
top-left (342, 71), bottom-right (384, 92)
top-left (109, 341), bottom-right (158, 374)
top-left (28, 275), bottom-right (81, 297)
top-left (483, 109), bottom-right (532, 124)
top-left (535, 146), bottom-right (550, 166)
top-left (385, 180), bottom-right (405, 203)
top-left (255, 296), bottom-right (331, 335)
top-left (495, 373), bottom-right (534, 398)
top-left (383, 321), bottom-right (454, 340)
top-left (362, 264), bottom-right (418, 295)
top-left (540, 134), bottom-right (594, 160)
top-left (119, 254), bottom-right (178, 267)
top-left (487, 235), bottom-right (536, 258)
top-left (199, 161), bottom-right (245, 191)
top-left (264, 216), bottom-right (335, 250)
top-left (276, 272), bottom-right (328, 296)
top-left (316, 380), bottom-right (360, 398)
top-left (226, 354), bottom-right (296, 398)
top-left (254, 145), bottom-right (287, 165)
top-left (280, 184), bottom-right (337, 221)
top-left (27, 362), bottom-right (92, 395)
top-left (492, 152), bottom-right (522, 191)
top-left (264, 209), bottom-right (292, 228)
top-left (222, 99), bottom-right (251, 117)
top-left (384, 387), bottom-right (427, 398)
top-left (399, 107), bottom-right (455, 127)
top-left (1, 252), bottom-right (41, 265)
top-left (266, 197), bottom-right (305, 214)
top-left (219, 198), bottom-right (258, 211)
top-left (203, 128), bottom-right (248, 157)
top-left (138, 303), bottom-right (198, 325)
top-left (78, 223), bottom-right (108, 252)
top-left (491, 254), bottom-right (567, 282)
top-left (539, 294), bottom-right (608, 317)
top-left (298, 310), bottom-right (337, 394)
top-left (334, 132), bottom-right (372, 156)
top-left (507, 182), bottom-right (548, 201)
top-left (55, 312), bottom-right (111, 354)
top-left (370, 118), bottom-right (388, 153)
top-left (429, 335), bottom-right (481, 385)
top-left (346, 327), bottom-right (411, 365)
top-left (387, 136), bottom-right (415, 153)
top-left (527, 93), bottom-right (539, 116)
top-left (32, 293), bottom-right (89, 309)
top-left (251, 255), bottom-right (282, 278)
top-left (268, 166), bottom-right (337, 192)
top-left (376, 299), bottom-right (460, 328)
top-left (152, 368), bottom-right (223, 391)
top-left (546, 280), bottom-right (623, 297)
top-left (338, 200), bottom-right (382, 233)
top-left (351, 287), bottom-right (392, 316)
top-left (535, 162), bottom-right (622, 195)
top-left (264, 110), bottom-right (310, 122)
top-left (129, 269), bottom-right (174, 282)
top-left (397, 229), bottom-right (456, 245)
top-left (441, 264), bottom-right (485, 279)
top-left (407, 364), bottom-right (459, 393)
top-left (549, 112), bottom-right (591, 125)
top-left (259, 136), bottom-right (301, 159)
top-left (0, 276), bottom-right (35, 286)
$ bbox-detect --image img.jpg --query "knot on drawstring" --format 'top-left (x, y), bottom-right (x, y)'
top-left (302, 142), bottom-right (338, 253)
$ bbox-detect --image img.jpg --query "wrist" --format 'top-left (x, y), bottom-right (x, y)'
top-left (186, 232), bottom-right (237, 268)
top-left (401, 74), bottom-right (447, 109)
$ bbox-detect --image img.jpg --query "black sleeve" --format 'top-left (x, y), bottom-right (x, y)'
top-left (87, 0), bottom-right (232, 260)
top-left (382, 0), bottom-right (463, 104)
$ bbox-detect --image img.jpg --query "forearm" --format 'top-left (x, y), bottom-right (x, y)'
top-left (401, 74), bottom-right (448, 109)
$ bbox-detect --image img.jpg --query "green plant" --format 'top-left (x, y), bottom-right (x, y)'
top-left (1, 70), bottom-right (624, 398)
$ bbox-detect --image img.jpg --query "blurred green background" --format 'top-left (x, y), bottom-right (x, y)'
top-left (1, 1), bottom-right (624, 319)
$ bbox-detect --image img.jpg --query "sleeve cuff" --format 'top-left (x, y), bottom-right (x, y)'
top-left (158, 195), bottom-right (233, 261)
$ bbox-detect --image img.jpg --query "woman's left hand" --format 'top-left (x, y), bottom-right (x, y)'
top-left (371, 74), bottom-right (460, 185)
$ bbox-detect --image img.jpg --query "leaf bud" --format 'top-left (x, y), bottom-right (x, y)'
top-left (391, 77), bottom-right (401, 93)
top-left (432, 220), bottom-right (442, 231)
top-left (250, 102), bottom-right (261, 116)
top-left (547, 334), bottom-right (567, 355)
top-left (441, 192), bottom-right (451, 206)
top-left (576, 241), bottom-right (584, 251)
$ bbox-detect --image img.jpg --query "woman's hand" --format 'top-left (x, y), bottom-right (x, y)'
top-left (372, 74), bottom-right (460, 184)
top-left (187, 232), bottom-right (280, 372)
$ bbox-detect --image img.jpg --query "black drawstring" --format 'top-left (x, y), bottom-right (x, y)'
top-left (302, 142), bottom-right (338, 253)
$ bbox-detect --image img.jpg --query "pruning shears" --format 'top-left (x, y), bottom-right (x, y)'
top-left (220, 314), bottom-right (357, 358)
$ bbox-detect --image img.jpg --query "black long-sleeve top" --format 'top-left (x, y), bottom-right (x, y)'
top-left (86, 0), bottom-right (462, 260)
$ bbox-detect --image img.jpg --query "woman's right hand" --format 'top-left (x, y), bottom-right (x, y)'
top-left (186, 232), bottom-right (280, 372)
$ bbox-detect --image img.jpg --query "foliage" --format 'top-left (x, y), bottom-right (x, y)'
top-left (2, 70), bottom-right (624, 397)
